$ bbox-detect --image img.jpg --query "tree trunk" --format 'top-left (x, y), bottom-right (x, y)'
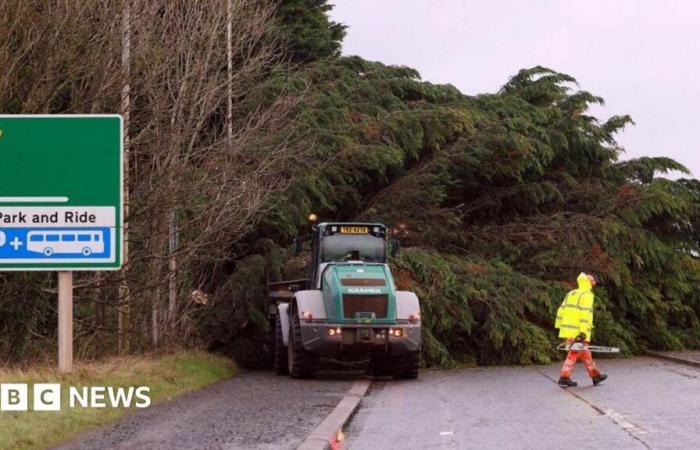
top-left (152, 284), bottom-right (160, 348)
top-left (168, 209), bottom-right (178, 330)
top-left (118, 0), bottom-right (131, 355)
top-left (226, 0), bottom-right (233, 148)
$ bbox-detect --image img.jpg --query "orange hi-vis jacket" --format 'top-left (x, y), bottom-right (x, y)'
top-left (555, 273), bottom-right (595, 340)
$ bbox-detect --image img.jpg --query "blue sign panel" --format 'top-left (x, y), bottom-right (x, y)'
top-left (0, 206), bottom-right (116, 266)
top-left (0, 227), bottom-right (112, 260)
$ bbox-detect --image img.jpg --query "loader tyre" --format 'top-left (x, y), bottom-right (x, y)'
top-left (392, 351), bottom-right (421, 379)
top-left (274, 314), bottom-right (288, 375)
top-left (371, 355), bottom-right (391, 377)
top-left (287, 310), bottom-right (318, 378)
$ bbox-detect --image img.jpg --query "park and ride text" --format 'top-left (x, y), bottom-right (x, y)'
top-left (0, 211), bottom-right (98, 225)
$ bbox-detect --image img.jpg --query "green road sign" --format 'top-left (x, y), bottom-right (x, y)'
top-left (0, 115), bottom-right (123, 270)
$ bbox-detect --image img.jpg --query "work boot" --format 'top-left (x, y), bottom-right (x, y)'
top-left (592, 373), bottom-right (608, 386)
top-left (558, 377), bottom-right (578, 387)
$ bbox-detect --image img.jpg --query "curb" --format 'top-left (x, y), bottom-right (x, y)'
top-left (646, 351), bottom-right (700, 369)
top-left (297, 379), bottom-right (370, 450)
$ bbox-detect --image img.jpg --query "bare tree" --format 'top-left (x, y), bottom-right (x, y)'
top-left (0, 0), bottom-right (306, 358)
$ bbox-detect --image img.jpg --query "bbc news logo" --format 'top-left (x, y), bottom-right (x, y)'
top-left (0, 384), bottom-right (151, 412)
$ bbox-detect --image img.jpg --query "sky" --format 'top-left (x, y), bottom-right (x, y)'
top-left (329, 0), bottom-right (700, 178)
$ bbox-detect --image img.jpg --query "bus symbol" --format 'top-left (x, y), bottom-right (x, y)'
top-left (27, 230), bottom-right (104, 257)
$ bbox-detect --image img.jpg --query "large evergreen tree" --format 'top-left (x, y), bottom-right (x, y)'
top-left (215, 58), bottom-right (700, 367)
top-left (276, 0), bottom-right (346, 62)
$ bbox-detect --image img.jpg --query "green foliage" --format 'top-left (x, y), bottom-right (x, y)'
top-left (199, 254), bottom-right (272, 369)
top-left (0, 273), bottom-right (55, 361)
top-left (276, 0), bottom-right (346, 63)
top-left (227, 55), bottom-right (700, 367)
top-left (392, 248), bottom-right (564, 366)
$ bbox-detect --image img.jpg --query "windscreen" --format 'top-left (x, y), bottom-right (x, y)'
top-left (321, 233), bottom-right (386, 263)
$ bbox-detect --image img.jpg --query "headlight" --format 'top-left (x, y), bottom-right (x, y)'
top-left (390, 328), bottom-right (406, 337)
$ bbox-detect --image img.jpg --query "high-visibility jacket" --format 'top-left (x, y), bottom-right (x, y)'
top-left (555, 273), bottom-right (595, 339)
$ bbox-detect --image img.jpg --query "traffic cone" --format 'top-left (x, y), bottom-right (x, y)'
top-left (328, 430), bottom-right (345, 450)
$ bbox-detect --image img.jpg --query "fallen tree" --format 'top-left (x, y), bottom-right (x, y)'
top-left (204, 59), bottom-right (700, 367)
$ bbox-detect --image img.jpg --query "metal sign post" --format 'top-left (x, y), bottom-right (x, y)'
top-left (0, 115), bottom-right (123, 373)
top-left (58, 271), bottom-right (73, 373)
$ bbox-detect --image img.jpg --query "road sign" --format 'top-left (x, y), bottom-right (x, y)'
top-left (0, 115), bottom-right (122, 270)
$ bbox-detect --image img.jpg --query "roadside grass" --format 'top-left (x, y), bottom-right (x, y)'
top-left (0, 350), bottom-right (235, 450)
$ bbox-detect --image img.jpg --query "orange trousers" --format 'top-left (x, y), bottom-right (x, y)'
top-left (560, 340), bottom-right (600, 378)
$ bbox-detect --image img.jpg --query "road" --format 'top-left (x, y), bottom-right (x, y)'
top-left (52, 356), bottom-right (700, 450)
top-left (346, 357), bottom-right (700, 449)
top-left (54, 371), bottom-right (354, 450)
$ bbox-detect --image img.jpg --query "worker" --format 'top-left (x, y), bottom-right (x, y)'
top-left (555, 272), bottom-right (608, 387)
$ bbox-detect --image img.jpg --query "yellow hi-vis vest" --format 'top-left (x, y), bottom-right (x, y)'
top-left (554, 273), bottom-right (595, 339)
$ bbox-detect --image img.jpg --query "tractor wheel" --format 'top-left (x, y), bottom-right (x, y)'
top-left (274, 314), bottom-right (288, 375)
top-left (287, 310), bottom-right (318, 378)
top-left (392, 351), bottom-right (421, 379)
top-left (371, 355), bottom-right (392, 377)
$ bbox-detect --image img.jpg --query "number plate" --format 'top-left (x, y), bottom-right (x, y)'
top-left (340, 226), bottom-right (368, 234)
top-left (357, 328), bottom-right (372, 339)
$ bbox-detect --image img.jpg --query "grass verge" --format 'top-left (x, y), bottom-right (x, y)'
top-left (0, 351), bottom-right (235, 450)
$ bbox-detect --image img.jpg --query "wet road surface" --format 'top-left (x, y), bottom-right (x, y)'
top-left (346, 357), bottom-right (700, 449)
top-left (54, 371), bottom-right (353, 450)
top-left (52, 357), bottom-right (700, 450)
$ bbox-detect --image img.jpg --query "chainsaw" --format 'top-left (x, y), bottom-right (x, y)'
top-left (557, 342), bottom-right (620, 353)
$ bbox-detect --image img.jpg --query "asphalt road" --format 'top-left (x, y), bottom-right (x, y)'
top-left (51, 357), bottom-right (700, 450)
top-left (53, 371), bottom-right (354, 450)
top-left (346, 357), bottom-right (700, 449)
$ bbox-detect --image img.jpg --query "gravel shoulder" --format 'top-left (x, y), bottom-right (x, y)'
top-left (53, 371), bottom-right (354, 450)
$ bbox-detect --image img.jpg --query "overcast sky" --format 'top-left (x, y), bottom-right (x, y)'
top-left (329, 0), bottom-right (699, 178)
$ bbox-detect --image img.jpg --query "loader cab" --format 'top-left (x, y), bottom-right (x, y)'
top-left (308, 223), bottom-right (388, 288)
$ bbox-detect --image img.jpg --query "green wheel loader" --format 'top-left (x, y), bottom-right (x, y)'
top-left (268, 221), bottom-right (422, 379)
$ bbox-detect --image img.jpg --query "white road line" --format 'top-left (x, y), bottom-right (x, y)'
top-left (0, 196), bottom-right (69, 203)
top-left (604, 409), bottom-right (649, 435)
top-left (536, 368), bottom-right (651, 448)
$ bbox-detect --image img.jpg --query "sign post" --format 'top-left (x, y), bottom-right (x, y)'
top-left (58, 271), bottom-right (73, 373)
top-left (0, 115), bottom-right (123, 373)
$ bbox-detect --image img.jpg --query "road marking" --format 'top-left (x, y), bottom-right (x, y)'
top-left (437, 373), bottom-right (459, 448)
top-left (536, 368), bottom-right (651, 448)
top-left (0, 196), bottom-right (69, 203)
top-left (298, 379), bottom-right (370, 450)
top-left (604, 409), bottom-right (648, 435)
top-left (659, 365), bottom-right (700, 379)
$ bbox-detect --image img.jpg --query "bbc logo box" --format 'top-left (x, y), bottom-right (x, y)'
top-left (1, 384), bottom-right (150, 411)
top-left (0, 383), bottom-right (61, 411)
